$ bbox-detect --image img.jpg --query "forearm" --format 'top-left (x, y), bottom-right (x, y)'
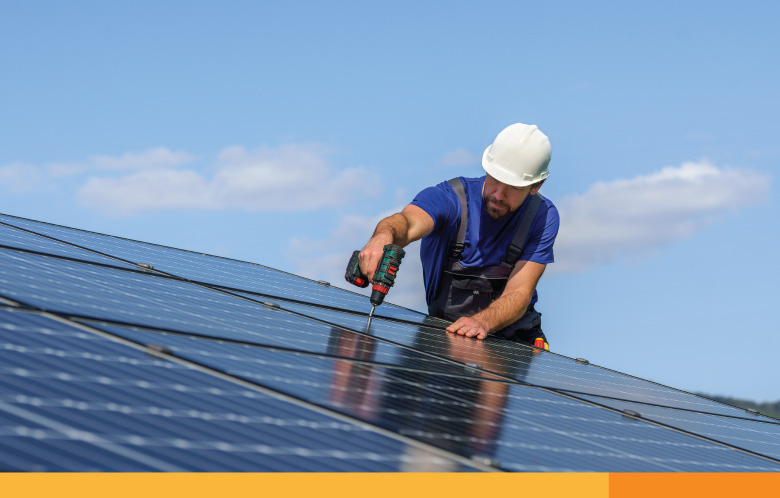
top-left (470, 289), bottom-right (532, 334)
top-left (370, 213), bottom-right (411, 247)
top-left (359, 212), bottom-right (415, 281)
top-left (359, 205), bottom-right (434, 282)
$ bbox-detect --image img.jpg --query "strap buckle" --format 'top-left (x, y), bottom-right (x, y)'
top-left (449, 242), bottom-right (465, 259)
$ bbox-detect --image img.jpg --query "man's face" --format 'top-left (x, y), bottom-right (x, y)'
top-left (482, 174), bottom-right (541, 220)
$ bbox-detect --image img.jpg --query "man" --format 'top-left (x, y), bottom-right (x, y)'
top-left (359, 123), bottom-right (560, 345)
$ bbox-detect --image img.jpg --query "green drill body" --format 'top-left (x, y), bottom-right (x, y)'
top-left (345, 244), bottom-right (406, 310)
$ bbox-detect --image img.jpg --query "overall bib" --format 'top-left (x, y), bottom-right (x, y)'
top-left (427, 178), bottom-right (547, 346)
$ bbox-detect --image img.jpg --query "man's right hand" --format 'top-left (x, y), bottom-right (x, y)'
top-left (358, 235), bottom-right (393, 283)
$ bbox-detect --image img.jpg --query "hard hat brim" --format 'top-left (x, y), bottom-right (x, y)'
top-left (482, 145), bottom-right (541, 188)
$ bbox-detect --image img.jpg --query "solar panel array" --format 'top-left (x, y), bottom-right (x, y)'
top-left (1, 212), bottom-right (779, 472)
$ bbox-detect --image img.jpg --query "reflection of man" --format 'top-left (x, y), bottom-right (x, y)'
top-left (325, 320), bottom-right (538, 467)
top-left (359, 124), bottom-right (560, 346)
top-left (326, 327), bottom-right (379, 418)
top-left (378, 318), bottom-right (538, 465)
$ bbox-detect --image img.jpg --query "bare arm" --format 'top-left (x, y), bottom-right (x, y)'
top-left (359, 204), bottom-right (434, 281)
top-left (446, 260), bottom-right (547, 340)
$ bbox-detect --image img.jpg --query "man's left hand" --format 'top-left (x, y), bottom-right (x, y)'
top-left (446, 316), bottom-right (490, 340)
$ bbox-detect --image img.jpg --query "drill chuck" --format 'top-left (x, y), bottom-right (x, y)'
top-left (370, 285), bottom-right (389, 306)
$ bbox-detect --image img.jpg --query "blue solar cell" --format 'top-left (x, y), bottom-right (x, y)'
top-left (0, 250), bottom-right (490, 380)
top-left (3, 214), bottom-right (777, 472)
top-left (0, 223), bottom-right (135, 269)
top-left (0, 214), bottom-right (427, 321)
top-left (73, 324), bottom-right (780, 472)
top-left (577, 395), bottom-right (780, 462)
top-left (272, 299), bottom-right (770, 422)
top-left (0, 307), bottom-right (479, 471)
top-left (85, 321), bottom-right (503, 382)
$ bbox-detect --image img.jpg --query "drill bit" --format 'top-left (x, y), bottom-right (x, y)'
top-left (364, 305), bottom-right (376, 334)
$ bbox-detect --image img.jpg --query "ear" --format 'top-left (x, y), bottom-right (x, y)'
top-left (530, 179), bottom-right (546, 195)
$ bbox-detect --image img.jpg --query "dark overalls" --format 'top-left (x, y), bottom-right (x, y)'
top-left (427, 178), bottom-right (548, 347)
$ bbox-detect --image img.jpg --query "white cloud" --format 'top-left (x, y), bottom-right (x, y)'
top-left (90, 147), bottom-right (194, 171)
top-left (78, 169), bottom-right (216, 214)
top-left (46, 147), bottom-right (194, 178)
top-left (210, 145), bottom-right (376, 211)
top-left (552, 160), bottom-right (769, 273)
top-left (0, 163), bottom-right (47, 192)
top-left (440, 147), bottom-right (479, 167)
top-left (77, 144), bottom-right (380, 216)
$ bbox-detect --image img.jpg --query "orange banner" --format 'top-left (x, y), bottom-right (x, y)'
top-left (610, 473), bottom-right (779, 498)
top-left (0, 473), bottom-right (608, 498)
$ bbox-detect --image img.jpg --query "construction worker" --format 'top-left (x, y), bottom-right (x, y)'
top-left (359, 123), bottom-right (560, 345)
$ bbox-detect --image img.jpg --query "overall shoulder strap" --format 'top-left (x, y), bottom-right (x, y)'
top-left (502, 194), bottom-right (543, 267)
top-left (447, 177), bottom-right (468, 260)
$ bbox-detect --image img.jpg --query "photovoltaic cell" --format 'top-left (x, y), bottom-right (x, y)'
top-left (273, 299), bottom-right (771, 422)
top-left (2, 213), bottom-right (778, 472)
top-left (576, 395), bottom-right (780, 461)
top-left (0, 251), bottom-right (487, 379)
top-left (79, 332), bottom-right (777, 472)
top-left (85, 321), bottom-right (503, 382)
top-left (0, 214), bottom-right (427, 322)
top-left (0, 223), bottom-right (136, 270)
top-left (0, 307), bottom-right (477, 471)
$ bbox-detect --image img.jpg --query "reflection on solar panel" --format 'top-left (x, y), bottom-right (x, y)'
top-left (1, 213), bottom-right (779, 472)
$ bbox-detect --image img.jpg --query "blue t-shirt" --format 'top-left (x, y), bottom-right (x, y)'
top-left (411, 176), bottom-right (560, 307)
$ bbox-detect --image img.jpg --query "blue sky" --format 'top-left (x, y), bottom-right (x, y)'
top-left (1, 1), bottom-right (778, 402)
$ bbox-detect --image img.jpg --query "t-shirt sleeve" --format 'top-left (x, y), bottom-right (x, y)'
top-left (411, 181), bottom-right (460, 235)
top-left (520, 201), bottom-right (560, 265)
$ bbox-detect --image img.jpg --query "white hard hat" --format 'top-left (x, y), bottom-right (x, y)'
top-left (482, 123), bottom-right (551, 187)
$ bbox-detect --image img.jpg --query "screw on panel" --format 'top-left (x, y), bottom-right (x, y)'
top-left (317, 280), bottom-right (330, 287)
top-left (137, 263), bottom-right (154, 271)
top-left (622, 409), bottom-right (641, 420)
top-left (465, 362), bottom-right (483, 370)
top-left (145, 343), bottom-right (172, 356)
top-left (263, 302), bottom-right (280, 310)
top-left (575, 358), bottom-right (590, 365)
top-left (746, 408), bottom-right (761, 416)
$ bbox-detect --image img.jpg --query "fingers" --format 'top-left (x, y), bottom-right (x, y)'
top-left (358, 240), bottom-right (385, 282)
top-left (446, 318), bottom-right (488, 340)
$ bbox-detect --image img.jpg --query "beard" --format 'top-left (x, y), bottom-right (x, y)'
top-left (483, 194), bottom-right (513, 219)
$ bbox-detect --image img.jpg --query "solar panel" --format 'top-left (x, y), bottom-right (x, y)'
top-left (250, 298), bottom-right (773, 422)
top-left (1, 212), bottom-right (779, 472)
top-left (0, 222), bottom-right (136, 270)
top-left (66, 325), bottom-right (779, 472)
top-left (0, 214), bottom-right (428, 322)
top-left (0, 308), bottom-right (480, 471)
top-left (576, 395), bottom-right (780, 461)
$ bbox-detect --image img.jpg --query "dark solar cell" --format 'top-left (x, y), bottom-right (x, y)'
top-left (0, 223), bottom-right (135, 269)
top-left (85, 321), bottom-right (503, 381)
top-left (577, 395), bottom-right (780, 461)
top-left (273, 299), bottom-right (769, 421)
top-left (3, 214), bottom-right (778, 472)
top-left (0, 251), bottom-right (489, 379)
top-left (0, 214), bottom-right (427, 320)
top-left (67, 326), bottom-right (779, 472)
top-left (0, 308), bottom-right (478, 471)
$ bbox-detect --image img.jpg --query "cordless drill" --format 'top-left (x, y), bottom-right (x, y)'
top-left (345, 244), bottom-right (406, 313)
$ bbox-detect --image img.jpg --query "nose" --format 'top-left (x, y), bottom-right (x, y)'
top-left (492, 184), bottom-right (509, 201)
